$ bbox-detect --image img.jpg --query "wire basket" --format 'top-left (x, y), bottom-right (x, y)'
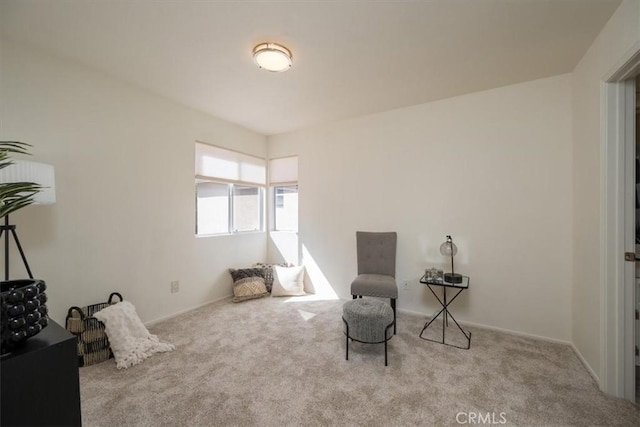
top-left (65, 292), bottom-right (123, 367)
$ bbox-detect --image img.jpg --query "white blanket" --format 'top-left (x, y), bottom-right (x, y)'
top-left (93, 300), bottom-right (175, 369)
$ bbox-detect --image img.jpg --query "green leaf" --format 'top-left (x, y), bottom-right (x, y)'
top-left (0, 141), bottom-right (42, 217)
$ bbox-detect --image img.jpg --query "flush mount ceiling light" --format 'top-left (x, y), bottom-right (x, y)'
top-left (253, 42), bottom-right (292, 72)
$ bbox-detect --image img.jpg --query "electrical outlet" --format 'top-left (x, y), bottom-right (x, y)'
top-left (402, 280), bottom-right (410, 291)
top-left (171, 280), bottom-right (180, 293)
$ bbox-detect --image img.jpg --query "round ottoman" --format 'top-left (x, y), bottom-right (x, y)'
top-left (342, 298), bottom-right (394, 366)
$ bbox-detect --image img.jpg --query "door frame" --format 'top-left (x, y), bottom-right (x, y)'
top-left (601, 41), bottom-right (640, 400)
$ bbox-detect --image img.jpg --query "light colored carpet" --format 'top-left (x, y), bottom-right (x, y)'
top-left (79, 296), bottom-right (640, 426)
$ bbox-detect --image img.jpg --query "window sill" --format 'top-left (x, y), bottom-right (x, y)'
top-left (196, 230), bottom-right (266, 238)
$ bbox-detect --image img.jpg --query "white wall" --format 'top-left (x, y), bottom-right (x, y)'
top-left (0, 40), bottom-right (268, 325)
top-left (268, 74), bottom-right (573, 341)
top-left (571, 0), bottom-right (640, 383)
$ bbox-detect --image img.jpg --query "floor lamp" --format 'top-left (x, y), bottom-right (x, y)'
top-left (0, 160), bottom-right (56, 280)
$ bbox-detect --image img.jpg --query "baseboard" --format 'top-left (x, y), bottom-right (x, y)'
top-left (462, 320), bottom-right (573, 346)
top-left (397, 307), bottom-right (572, 346)
top-left (144, 294), bottom-right (233, 327)
top-left (569, 342), bottom-right (601, 386)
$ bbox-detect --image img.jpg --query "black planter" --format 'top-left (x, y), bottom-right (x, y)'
top-left (1, 279), bottom-right (48, 355)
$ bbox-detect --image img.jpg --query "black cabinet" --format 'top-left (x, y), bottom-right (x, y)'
top-left (1, 319), bottom-right (81, 426)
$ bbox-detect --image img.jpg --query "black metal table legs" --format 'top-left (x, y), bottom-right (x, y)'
top-left (419, 285), bottom-right (471, 349)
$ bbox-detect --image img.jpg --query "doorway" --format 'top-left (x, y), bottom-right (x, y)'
top-left (601, 42), bottom-right (640, 402)
top-left (635, 74), bottom-right (640, 404)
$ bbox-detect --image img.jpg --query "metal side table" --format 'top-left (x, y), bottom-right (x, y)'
top-left (419, 274), bottom-right (471, 349)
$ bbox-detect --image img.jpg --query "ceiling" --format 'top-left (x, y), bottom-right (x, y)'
top-left (0, 0), bottom-right (622, 136)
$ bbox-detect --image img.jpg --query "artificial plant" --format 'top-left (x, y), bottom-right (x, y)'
top-left (0, 141), bottom-right (42, 218)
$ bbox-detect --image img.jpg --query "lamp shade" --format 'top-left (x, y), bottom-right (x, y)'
top-left (253, 43), bottom-right (292, 72)
top-left (440, 235), bottom-right (462, 284)
top-left (439, 239), bottom-right (458, 257)
top-left (0, 160), bottom-right (56, 205)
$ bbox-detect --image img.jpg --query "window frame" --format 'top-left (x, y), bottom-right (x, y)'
top-left (268, 155), bottom-right (299, 234)
top-left (272, 184), bottom-right (299, 232)
top-left (231, 183), bottom-right (264, 233)
top-left (194, 141), bottom-right (266, 237)
top-left (196, 179), bottom-right (265, 236)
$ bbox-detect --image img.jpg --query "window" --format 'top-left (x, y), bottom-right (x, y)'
top-left (269, 156), bottom-right (298, 232)
top-left (274, 185), bottom-right (298, 231)
top-left (195, 142), bottom-right (265, 236)
top-left (196, 181), bottom-right (229, 235)
top-left (233, 185), bottom-right (262, 232)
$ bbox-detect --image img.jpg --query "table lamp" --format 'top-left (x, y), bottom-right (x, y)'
top-left (440, 235), bottom-right (463, 284)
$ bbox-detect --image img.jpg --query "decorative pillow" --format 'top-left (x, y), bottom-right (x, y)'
top-left (231, 277), bottom-right (269, 302)
top-left (229, 268), bottom-right (268, 302)
top-left (271, 265), bottom-right (306, 297)
top-left (254, 262), bottom-right (294, 292)
top-left (229, 268), bottom-right (265, 282)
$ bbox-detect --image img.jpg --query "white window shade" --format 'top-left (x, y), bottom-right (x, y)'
top-left (195, 142), bottom-right (265, 185)
top-left (269, 156), bottom-right (298, 185)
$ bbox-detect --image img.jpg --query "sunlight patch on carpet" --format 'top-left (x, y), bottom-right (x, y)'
top-left (282, 294), bottom-right (340, 303)
top-left (297, 309), bottom-right (316, 321)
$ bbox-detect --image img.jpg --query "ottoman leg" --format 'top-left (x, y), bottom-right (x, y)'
top-left (391, 298), bottom-right (397, 334)
top-left (384, 339), bottom-right (388, 366)
top-left (343, 318), bottom-right (349, 361)
top-left (346, 333), bottom-right (349, 361)
top-left (385, 322), bottom-right (393, 367)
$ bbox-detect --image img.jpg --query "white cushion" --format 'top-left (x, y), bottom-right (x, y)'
top-left (271, 265), bottom-right (306, 296)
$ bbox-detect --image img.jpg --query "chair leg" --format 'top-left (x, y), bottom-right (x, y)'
top-left (352, 295), bottom-right (357, 300)
top-left (391, 298), bottom-right (396, 334)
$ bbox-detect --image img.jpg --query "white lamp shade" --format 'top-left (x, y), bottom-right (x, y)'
top-left (0, 160), bottom-right (56, 205)
top-left (253, 43), bottom-right (292, 72)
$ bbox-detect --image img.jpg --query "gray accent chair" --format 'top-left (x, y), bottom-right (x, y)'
top-left (350, 231), bottom-right (398, 334)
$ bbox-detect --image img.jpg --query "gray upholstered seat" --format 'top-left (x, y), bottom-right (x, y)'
top-left (350, 231), bottom-right (398, 334)
top-left (351, 274), bottom-right (397, 299)
top-left (342, 299), bottom-right (394, 366)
